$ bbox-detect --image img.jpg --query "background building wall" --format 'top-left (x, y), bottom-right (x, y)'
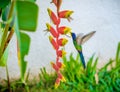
top-left (0, 0), bottom-right (120, 81)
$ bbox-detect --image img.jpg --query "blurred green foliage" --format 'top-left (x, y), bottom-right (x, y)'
top-left (0, 0), bottom-right (39, 83)
top-left (0, 42), bottom-right (120, 92)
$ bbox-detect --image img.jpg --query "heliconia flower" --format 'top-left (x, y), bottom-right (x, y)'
top-left (58, 38), bottom-right (68, 46)
top-left (61, 75), bottom-right (66, 82)
top-left (58, 10), bottom-right (73, 22)
top-left (57, 50), bottom-right (66, 57)
top-left (50, 0), bottom-right (62, 13)
top-left (51, 62), bottom-right (59, 72)
top-left (47, 8), bottom-right (60, 25)
top-left (54, 77), bottom-right (60, 89)
top-left (58, 72), bottom-right (66, 82)
top-left (58, 26), bottom-right (71, 35)
top-left (46, 23), bottom-right (59, 38)
top-left (56, 61), bottom-right (65, 69)
top-left (49, 35), bottom-right (59, 50)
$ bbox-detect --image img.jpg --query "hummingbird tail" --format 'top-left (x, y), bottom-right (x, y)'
top-left (79, 51), bottom-right (86, 69)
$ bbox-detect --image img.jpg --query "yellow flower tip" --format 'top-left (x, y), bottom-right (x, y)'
top-left (65, 11), bottom-right (74, 17)
top-left (69, 11), bottom-right (74, 15)
top-left (54, 83), bottom-right (59, 89)
top-left (47, 8), bottom-right (52, 16)
top-left (62, 39), bottom-right (68, 46)
top-left (62, 50), bottom-right (66, 57)
top-left (47, 8), bottom-right (51, 13)
top-left (70, 10), bottom-right (74, 14)
top-left (61, 63), bottom-right (65, 68)
top-left (49, 35), bottom-right (53, 42)
top-left (61, 76), bottom-right (66, 82)
top-left (64, 27), bottom-right (71, 34)
top-left (46, 23), bottom-right (50, 30)
top-left (50, 61), bottom-right (54, 66)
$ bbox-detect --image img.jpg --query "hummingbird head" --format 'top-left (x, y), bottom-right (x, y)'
top-left (71, 32), bottom-right (76, 40)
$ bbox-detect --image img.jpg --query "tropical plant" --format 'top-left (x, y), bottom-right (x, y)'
top-left (0, 42), bottom-right (119, 92)
top-left (45, 0), bottom-right (73, 88)
top-left (0, 0), bottom-right (39, 91)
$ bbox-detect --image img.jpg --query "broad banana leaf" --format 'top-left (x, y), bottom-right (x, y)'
top-left (16, 0), bottom-right (38, 31)
top-left (14, 1), bottom-right (38, 82)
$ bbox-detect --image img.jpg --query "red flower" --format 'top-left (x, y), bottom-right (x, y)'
top-left (50, 0), bottom-right (62, 12)
top-left (58, 26), bottom-right (71, 35)
top-left (54, 72), bottom-right (66, 89)
top-left (47, 8), bottom-right (60, 25)
top-left (57, 50), bottom-right (66, 57)
top-left (51, 62), bottom-right (59, 72)
top-left (46, 23), bottom-right (59, 38)
top-left (58, 72), bottom-right (66, 82)
top-left (56, 61), bottom-right (65, 69)
top-left (54, 77), bottom-right (60, 88)
top-left (58, 38), bottom-right (68, 46)
top-left (58, 10), bottom-right (73, 22)
top-left (49, 36), bottom-right (59, 50)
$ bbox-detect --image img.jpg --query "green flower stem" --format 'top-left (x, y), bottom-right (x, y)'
top-left (0, 1), bottom-right (15, 59)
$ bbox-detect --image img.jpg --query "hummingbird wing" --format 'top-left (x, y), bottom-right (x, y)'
top-left (76, 33), bottom-right (84, 45)
top-left (81, 31), bottom-right (96, 45)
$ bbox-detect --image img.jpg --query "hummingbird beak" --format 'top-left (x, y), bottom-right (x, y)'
top-left (65, 32), bottom-right (72, 38)
top-left (70, 32), bottom-right (72, 37)
top-left (65, 34), bottom-right (71, 38)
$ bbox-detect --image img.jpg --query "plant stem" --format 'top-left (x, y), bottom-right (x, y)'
top-left (0, 9), bottom-right (2, 17)
top-left (0, 1), bottom-right (15, 59)
top-left (6, 64), bottom-right (11, 92)
top-left (3, 28), bottom-right (14, 54)
top-left (25, 68), bottom-right (30, 82)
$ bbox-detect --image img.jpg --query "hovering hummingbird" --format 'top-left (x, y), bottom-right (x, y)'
top-left (71, 31), bottom-right (96, 69)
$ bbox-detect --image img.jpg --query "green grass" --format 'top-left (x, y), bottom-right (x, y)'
top-left (0, 42), bottom-right (120, 92)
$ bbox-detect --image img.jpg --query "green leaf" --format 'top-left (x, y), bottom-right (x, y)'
top-left (0, 26), bottom-right (9, 66)
top-left (86, 55), bottom-right (94, 74)
top-left (99, 59), bottom-right (113, 72)
top-left (17, 32), bottom-right (30, 82)
top-left (14, 11), bottom-right (31, 82)
top-left (116, 42), bottom-right (120, 65)
top-left (25, 0), bottom-right (37, 2)
top-left (16, 1), bottom-right (39, 31)
top-left (0, 46), bottom-right (9, 66)
top-left (14, 0), bottom-right (38, 82)
top-left (19, 32), bottom-right (30, 81)
top-left (2, 3), bottom-right (15, 28)
top-left (18, 32), bottom-right (30, 82)
top-left (0, 0), bottom-right (11, 9)
top-left (92, 57), bottom-right (98, 70)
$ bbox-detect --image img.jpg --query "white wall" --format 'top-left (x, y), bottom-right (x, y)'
top-left (0, 0), bottom-right (120, 81)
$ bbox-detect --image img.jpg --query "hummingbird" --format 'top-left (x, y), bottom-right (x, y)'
top-left (71, 31), bottom-right (96, 69)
